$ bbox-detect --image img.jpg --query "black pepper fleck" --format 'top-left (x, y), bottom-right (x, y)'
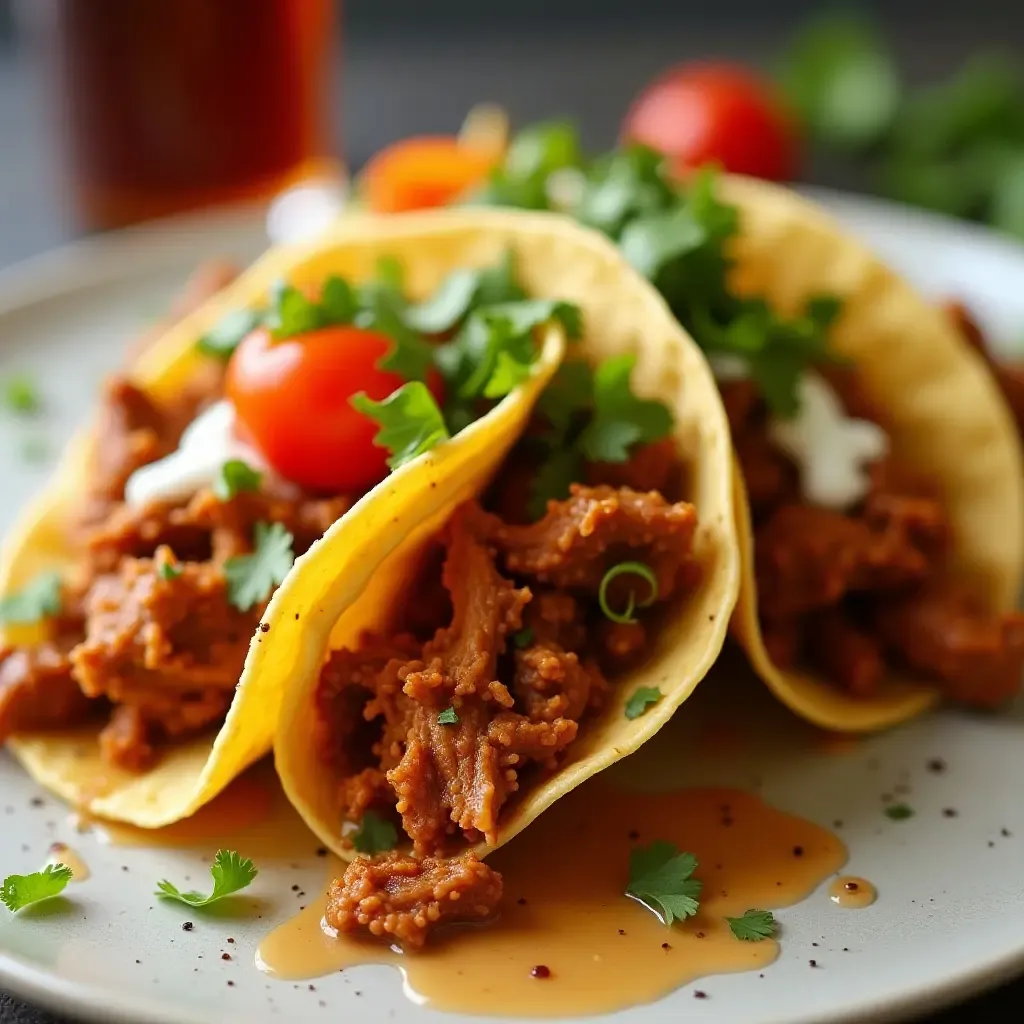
top-left (316, 847), bottom-right (328, 857)
top-left (988, 841), bottom-right (995, 848)
top-left (694, 991), bottom-right (707, 999)
top-left (942, 808), bottom-right (958, 818)
top-left (531, 965), bottom-right (551, 979)
top-left (927, 758), bottom-right (946, 773)
top-left (627, 829), bottom-right (639, 840)
top-left (793, 845), bottom-right (804, 857)
top-left (227, 981), bottom-right (235, 987)
top-left (1001, 828), bottom-right (1012, 837)
top-left (661, 942), bottom-right (671, 950)
top-left (259, 622), bottom-right (270, 633)
top-left (182, 922), bottom-right (194, 932)
top-left (308, 985), bottom-right (316, 991)
top-left (833, 820), bottom-right (844, 829)
top-left (30, 797), bottom-right (44, 807)
top-left (812, 942), bottom-right (819, 947)
top-left (618, 929), bottom-right (626, 936)
top-left (842, 948), bottom-right (849, 952)
top-left (809, 959), bottom-right (818, 968)
top-left (135, 960), bottom-right (141, 965)
top-left (516, 897), bottom-right (527, 906)
top-left (291, 884), bottom-right (300, 892)
top-left (696, 931), bottom-right (705, 939)
top-left (294, 613), bottom-right (300, 620)
top-left (121, 865), bottom-right (129, 872)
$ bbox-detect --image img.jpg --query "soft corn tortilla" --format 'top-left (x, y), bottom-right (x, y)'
top-left (719, 175), bottom-right (1024, 732)
top-left (274, 209), bottom-right (742, 860)
top-left (0, 209), bottom-right (611, 827)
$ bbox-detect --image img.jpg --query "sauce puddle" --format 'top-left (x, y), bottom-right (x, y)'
top-left (829, 876), bottom-right (877, 909)
top-left (47, 842), bottom-right (90, 882)
top-left (257, 784), bottom-right (845, 1016)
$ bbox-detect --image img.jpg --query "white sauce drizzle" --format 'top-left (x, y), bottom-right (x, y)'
top-left (125, 400), bottom-right (291, 508)
top-left (769, 371), bottom-right (889, 509)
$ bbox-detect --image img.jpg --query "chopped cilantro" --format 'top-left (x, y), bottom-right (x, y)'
top-left (359, 287), bottom-right (436, 381)
top-left (885, 803), bottom-right (915, 821)
top-left (157, 561), bottom-right (182, 582)
top-left (438, 706), bottom-right (459, 725)
top-left (726, 908), bottom-right (776, 941)
top-left (625, 841), bottom-right (702, 925)
top-left (4, 374), bottom-right (41, 415)
top-left (156, 850), bottom-right (257, 908)
top-left (320, 274), bottom-right (357, 324)
top-left (1, 864), bottom-right (72, 912)
top-left (619, 207), bottom-right (709, 280)
top-left (624, 687), bottom-right (662, 720)
top-left (352, 382), bottom-right (450, 470)
top-left (196, 308), bottom-right (263, 360)
top-left (578, 354), bottom-right (673, 463)
top-left (512, 627), bottom-right (535, 649)
top-left (503, 120), bottom-right (583, 181)
top-left (351, 811), bottom-right (398, 855)
top-left (598, 561), bottom-right (659, 625)
top-left (0, 571), bottom-right (62, 625)
top-left (223, 522), bottom-right (295, 612)
top-left (214, 459), bottom-right (263, 501)
top-left (267, 281), bottom-right (323, 340)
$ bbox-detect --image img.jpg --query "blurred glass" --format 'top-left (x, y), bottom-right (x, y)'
top-left (26, 0), bottom-right (337, 231)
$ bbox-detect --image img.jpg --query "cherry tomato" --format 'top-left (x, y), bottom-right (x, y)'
top-left (226, 325), bottom-right (443, 494)
top-left (622, 63), bottom-right (799, 182)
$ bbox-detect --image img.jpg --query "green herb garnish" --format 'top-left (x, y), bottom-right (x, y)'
top-left (196, 308), bottom-right (263, 361)
top-left (4, 375), bottom-right (41, 415)
top-left (0, 571), bottom-right (62, 625)
top-left (885, 803), bottom-right (915, 821)
top-left (624, 687), bottom-right (662, 720)
top-left (223, 522), bottom-right (294, 612)
top-left (598, 561), bottom-right (658, 625)
top-left (351, 811), bottom-right (398, 855)
top-left (352, 382), bottom-right (450, 470)
top-left (157, 561), bottom-right (182, 582)
top-left (1, 864), bottom-right (72, 912)
top-left (438, 706), bottom-right (459, 725)
top-left (512, 627), bottom-right (535, 649)
top-left (625, 841), bottom-right (702, 925)
top-left (156, 850), bottom-right (257, 908)
top-left (214, 459), bottom-right (263, 501)
top-left (726, 908), bottom-right (776, 941)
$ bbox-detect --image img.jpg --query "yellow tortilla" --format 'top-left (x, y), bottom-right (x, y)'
top-left (719, 175), bottom-right (1024, 732)
top-left (273, 209), bottom-right (742, 861)
top-left (0, 209), bottom-right (599, 826)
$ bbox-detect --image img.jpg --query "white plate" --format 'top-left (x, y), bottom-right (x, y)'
top-left (1, 192), bottom-right (1024, 1024)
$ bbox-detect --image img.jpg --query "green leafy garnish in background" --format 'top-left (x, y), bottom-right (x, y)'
top-left (351, 811), bottom-right (398, 855)
top-left (223, 522), bottom-right (295, 612)
top-left (214, 459), bottom-right (263, 501)
top-left (156, 850), bottom-right (257, 908)
top-left (625, 841), bottom-right (702, 925)
top-left (1, 864), bottom-right (72, 912)
top-left (197, 308), bottom-right (264, 361)
top-left (0, 571), bottom-right (62, 625)
top-left (3, 374), bottom-right (41, 415)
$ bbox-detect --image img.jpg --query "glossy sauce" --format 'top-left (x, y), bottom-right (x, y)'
top-left (257, 785), bottom-right (846, 1016)
top-left (828, 876), bottom-right (877, 909)
top-left (47, 842), bottom-right (90, 882)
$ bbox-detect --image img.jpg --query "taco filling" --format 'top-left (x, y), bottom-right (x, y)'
top-left (312, 346), bottom-right (703, 949)
top-left (0, 250), bottom-right (575, 772)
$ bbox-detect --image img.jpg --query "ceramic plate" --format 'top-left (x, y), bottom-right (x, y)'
top-left (1, 192), bottom-right (1023, 1024)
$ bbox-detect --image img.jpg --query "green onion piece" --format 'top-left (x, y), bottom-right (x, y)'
top-left (598, 561), bottom-right (659, 625)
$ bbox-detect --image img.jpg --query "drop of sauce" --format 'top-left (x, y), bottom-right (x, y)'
top-left (47, 842), bottom-right (90, 882)
top-left (828, 876), bottom-right (877, 909)
top-left (256, 784), bottom-right (845, 1017)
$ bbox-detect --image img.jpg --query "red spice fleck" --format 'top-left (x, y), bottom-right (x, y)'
top-left (844, 881), bottom-right (859, 892)
top-left (695, 931), bottom-right (705, 939)
top-left (530, 966), bottom-right (551, 979)
top-left (694, 991), bottom-right (707, 999)
top-left (618, 929), bottom-right (626, 936)
top-left (259, 622), bottom-right (270, 633)
top-left (227, 981), bottom-right (235, 987)
top-left (221, 953), bottom-right (231, 961)
top-left (227, 937), bottom-right (235, 944)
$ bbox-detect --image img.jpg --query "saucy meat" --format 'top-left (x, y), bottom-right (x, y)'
top-left (316, 465), bottom-right (700, 948)
top-left (736, 375), bottom-right (1024, 706)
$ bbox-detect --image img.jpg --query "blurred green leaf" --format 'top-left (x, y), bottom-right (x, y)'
top-left (989, 152), bottom-right (1024, 239)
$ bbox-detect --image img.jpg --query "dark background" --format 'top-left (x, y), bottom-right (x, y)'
top-left (1, 0), bottom-right (1023, 1020)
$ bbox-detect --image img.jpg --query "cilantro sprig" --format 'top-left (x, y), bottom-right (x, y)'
top-left (156, 850), bottom-right (257, 908)
top-left (351, 811), bottom-right (398, 855)
top-left (625, 841), bottom-right (702, 926)
top-left (352, 382), bottom-right (451, 470)
top-left (726, 908), bottom-right (776, 941)
top-left (224, 522), bottom-right (295, 612)
top-left (1, 864), bottom-right (72, 912)
top-left (0, 571), bottom-right (62, 625)
top-left (214, 459), bottom-right (262, 501)
top-left (624, 686), bottom-right (662, 720)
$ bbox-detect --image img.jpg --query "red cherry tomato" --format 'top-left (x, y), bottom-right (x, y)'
top-left (226, 325), bottom-right (443, 494)
top-left (622, 62), bottom-right (799, 182)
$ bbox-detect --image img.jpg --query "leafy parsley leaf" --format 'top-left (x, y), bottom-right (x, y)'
top-left (1, 864), bottom-right (73, 912)
top-left (157, 561), bottom-right (182, 581)
top-left (885, 802), bottom-right (915, 821)
top-left (352, 381), bottom-right (450, 470)
top-left (576, 145), bottom-right (675, 237)
top-left (196, 308), bottom-right (263, 360)
top-left (351, 811), bottom-right (398, 855)
top-left (625, 840), bottom-right (702, 926)
top-left (503, 120), bottom-right (583, 181)
top-left (4, 374), bottom-right (41, 415)
top-left (214, 459), bottom-right (263, 501)
top-left (0, 571), bottom-right (62, 625)
top-left (624, 686), bottom-right (662, 720)
top-left (726, 908), bottom-right (776, 942)
top-left (619, 207), bottom-right (709, 280)
top-left (578, 354), bottom-right (673, 462)
top-left (267, 281), bottom-right (323, 340)
top-left (320, 275), bottom-right (357, 324)
top-left (223, 522), bottom-right (295, 612)
top-left (156, 850), bottom-right (257, 908)
top-left (438, 706), bottom-right (459, 725)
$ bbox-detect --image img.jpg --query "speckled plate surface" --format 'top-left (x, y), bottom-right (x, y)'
top-left (1, 192), bottom-right (1024, 1024)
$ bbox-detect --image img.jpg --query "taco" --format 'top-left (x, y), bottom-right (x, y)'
top-left (451, 125), bottom-right (1024, 731)
top-left (0, 208), bottom-right (644, 827)
top-left (270, 210), bottom-right (740, 949)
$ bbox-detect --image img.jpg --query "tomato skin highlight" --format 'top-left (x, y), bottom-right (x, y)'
top-left (622, 62), bottom-right (799, 182)
top-left (226, 325), bottom-right (442, 494)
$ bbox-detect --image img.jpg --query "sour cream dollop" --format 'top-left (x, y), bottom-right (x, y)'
top-left (125, 400), bottom-right (286, 508)
top-left (769, 372), bottom-right (889, 509)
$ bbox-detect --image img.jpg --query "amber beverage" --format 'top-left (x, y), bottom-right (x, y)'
top-left (43, 0), bottom-right (337, 231)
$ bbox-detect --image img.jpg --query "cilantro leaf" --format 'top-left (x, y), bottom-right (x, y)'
top-left (503, 121), bottom-right (583, 181)
top-left (214, 459), bottom-right (263, 501)
top-left (484, 349), bottom-right (533, 399)
top-left (619, 207), bottom-right (708, 280)
top-left (726, 908), bottom-right (776, 942)
top-left (578, 354), bottom-right (673, 462)
top-left (1, 864), bottom-right (73, 912)
top-left (351, 811), bottom-right (398, 855)
top-left (438, 706), bottom-right (459, 725)
top-left (624, 687), bottom-right (662, 720)
top-left (885, 803), bottom-right (915, 821)
top-left (320, 275), bottom-right (357, 324)
top-left (357, 286), bottom-right (435, 381)
top-left (4, 374), bottom-right (41, 415)
top-left (528, 446), bottom-right (584, 521)
top-left (223, 522), bottom-right (295, 612)
top-left (156, 850), bottom-right (257, 908)
top-left (576, 145), bottom-right (675, 237)
top-left (0, 571), bottom-right (62, 625)
top-left (158, 561), bottom-right (182, 581)
top-left (626, 840), bottom-right (702, 925)
top-left (513, 627), bottom-right (534, 649)
top-left (266, 282), bottom-right (323, 340)
top-left (352, 381), bottom-right (450, 470)
top-left (197, 308), bottom-right (263, 360)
